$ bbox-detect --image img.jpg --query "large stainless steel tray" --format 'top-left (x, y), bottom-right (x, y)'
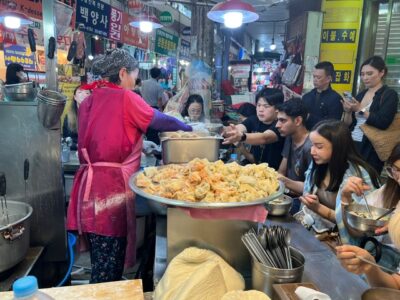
top-left (129, 170), bottom-right (284, 214)
top-left (160, 131), bottom-right (223, 164)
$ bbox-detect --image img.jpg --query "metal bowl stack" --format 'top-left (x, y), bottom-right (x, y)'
top-left (4, 82), bottom-right (38, 101)
top-left (37, 89), bottom-right (67, 129)
top-left (343, 203), bottom-right (392, 237)
top-left (265, 195), bottom-right (293, 216)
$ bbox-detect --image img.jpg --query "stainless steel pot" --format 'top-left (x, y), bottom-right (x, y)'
top-left (4, 82), bottom-right (38, 102)
top-left (37, 90), bottom-right (66, 129)
top-left (0, 201), bottom-right (33, 272)
top-left (252, 247), bottom-right (305, 297)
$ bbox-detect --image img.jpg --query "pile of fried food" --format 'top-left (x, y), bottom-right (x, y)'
top-left (167, 131), bottom-right (202, 138)
top-left (136, 158), bottom-right (279, 203)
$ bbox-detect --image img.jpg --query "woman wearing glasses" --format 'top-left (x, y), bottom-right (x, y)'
top-left (182, 94), bottom-right (205, 123)
top-left (339, 143), bottom-right (400, 272)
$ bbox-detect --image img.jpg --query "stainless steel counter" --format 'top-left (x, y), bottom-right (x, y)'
top-left (154, 214), bottom-right (369, 299)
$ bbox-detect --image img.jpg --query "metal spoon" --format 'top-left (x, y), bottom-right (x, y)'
top-left (356, 255), bottom-right (400, 274)
top-left (361, 193), bottom-right (374, 219)
top-left (375, 207), bottom-right (396, 221)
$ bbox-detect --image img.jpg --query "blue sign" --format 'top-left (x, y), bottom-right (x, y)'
top-left (4, 44), bottom-right (35, 70)
top-left (76, 0), bottom-right (111, 38)
top-left (180, 39), bottom-right (191, 60)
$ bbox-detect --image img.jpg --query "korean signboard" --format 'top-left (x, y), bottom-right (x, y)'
top-left (321, 29), bottom-right (357, 43)
top-left (4, 44), bottom-right (35, 70)
top-left (109, 7), bottom-right (123, 41)
top-left (180, 39), bottom-right (191, 60)
top-left (319, 0), bottom-right (364, 94)
top-left (155, 29), bottom-right (179, 57)
top-left (76, 0), bottom-right (110, 38)
top-left (121, 12), bottom-right (149, 49)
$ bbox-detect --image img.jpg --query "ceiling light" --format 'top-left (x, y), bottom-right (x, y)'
top-left (207, 0), bottom-right (259, 28)
top-left (93, 35), bottom-right (99, 40)
top-left (88, 54), bottom-right (94, 60)
top-left (139, 21), bottom-right (153, 33)
top-left (269, 40), bottom-right (276, 51)
top-left (223, 12), bottom-right (243, 29)
top-left (130, 14), bottom-right (163, 33)
top-left (259, 47), bottom-right (264, 52)
top-left (269, 22), bottom-right (277, 51)
top-left (0, 11), bottom-right (33, 29)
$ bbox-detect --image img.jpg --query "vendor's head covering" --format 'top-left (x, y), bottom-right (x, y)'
top-left (91, 49), bottom-right (139, 77)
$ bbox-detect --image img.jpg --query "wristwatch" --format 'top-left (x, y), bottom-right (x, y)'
top-left (240, 132), bottom-right (247, 142)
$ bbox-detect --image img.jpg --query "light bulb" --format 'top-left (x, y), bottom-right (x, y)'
top-left (4, 16), bottom-right (21, 29)
top-left (223, 12), bottom-right (243, 29)
top-left (269, 43), bottom-right (277, 51)
top-left (140, 21), bottom-right (153, 33)
top-left (259, 47), bottom-right (264, 52)
top-left (88, 54), bottom-right (94, 60)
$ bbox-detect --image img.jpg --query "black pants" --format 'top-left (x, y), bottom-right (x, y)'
top-left (87, 233), bottom-right (127, 283)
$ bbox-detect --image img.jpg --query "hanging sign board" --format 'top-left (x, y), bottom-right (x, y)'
top-left (109, 7), bottom-right (123, 41)
top-left (76, 0), bottom-right (110, 38)
top-left (180, 39), bottom-right (191, 61)
top-left (155, 29), bottom-right (179, 56)
top-left (182, 26), bottom-right (191, 36)
top-left (159, 11), bottom-right (174, 26)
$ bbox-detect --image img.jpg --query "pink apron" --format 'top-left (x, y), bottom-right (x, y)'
top-left (67, 87), bottom-right (143, 268)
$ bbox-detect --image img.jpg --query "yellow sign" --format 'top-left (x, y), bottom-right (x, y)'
top-left (319, 0), bottom-right (364, 94)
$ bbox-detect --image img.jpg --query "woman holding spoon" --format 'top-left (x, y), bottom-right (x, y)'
top-left (336, 212), bottom-right (400, 289)
top-left (340, 143), bottom-right (400, 272)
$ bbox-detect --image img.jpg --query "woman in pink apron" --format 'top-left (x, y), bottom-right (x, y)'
top-left (67, 49), bottom-right (191, 283)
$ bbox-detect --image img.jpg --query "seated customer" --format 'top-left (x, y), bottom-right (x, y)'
top-left (337, 212), bottom-right (400, 289)
top-left (300, 120), bottom-right (380, 245)
top-left (339, 143), bottom-right (400, 270)
top-left (182, 94), bottom-right (205, 123)
top-left (222, 88), bottom-right (284, 170)
top-left (275, 98), bottom-right (312, 206)
top-left (63, 86), bottom-right (91, 150)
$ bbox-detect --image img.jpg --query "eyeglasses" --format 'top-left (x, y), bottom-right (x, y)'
top-left (385, 165), bottom-right (400, 179)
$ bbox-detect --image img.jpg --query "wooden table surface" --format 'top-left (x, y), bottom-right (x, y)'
top-left (0, 279), bottom-right (144, 300)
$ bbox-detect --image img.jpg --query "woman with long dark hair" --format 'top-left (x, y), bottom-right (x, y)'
top-left (62, 86), bottom-right (91, 150)
top-left (342, 56), bottom-right (399, 173)
top-left (182, 94), bottom-right (205, 122)
top-left (300, 120), bottom-right (380, 245)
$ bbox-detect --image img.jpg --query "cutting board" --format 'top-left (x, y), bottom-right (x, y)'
top-left (0, 279), bottom-right (144, 300)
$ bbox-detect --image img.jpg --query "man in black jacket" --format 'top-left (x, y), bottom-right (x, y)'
top-left (302, 61), bottom-right (343, 130)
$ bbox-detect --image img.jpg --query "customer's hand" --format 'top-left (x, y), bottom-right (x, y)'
top-left (375, 224), bottom-right (389, 235)
top-left (222, 124), bottom-right (242, 145)
top-left (341, 98), bottom-right (360, 112)
top-left (300, 193), bottom-right (320, 210)
top-left (341, 176), bottom-right (370, 200)
top-left (336, 245), bottom-right (375, 275)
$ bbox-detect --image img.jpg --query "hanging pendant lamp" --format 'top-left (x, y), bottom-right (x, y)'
top-left (130, 14), bottom-right (163, 33)
top-left (207, 0), bottom-right (259, 29)
top-left (0, 10), bottom-right (33, 29)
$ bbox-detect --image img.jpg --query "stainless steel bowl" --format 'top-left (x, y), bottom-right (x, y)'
top-left (265, 195), bottom-right (293, 216)
top-left (362, 288), bottom-right (400, 300)
top-left (343, 203), bottom-right (392, 237)
top-left (4, 82), bottom-right (38, 102)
